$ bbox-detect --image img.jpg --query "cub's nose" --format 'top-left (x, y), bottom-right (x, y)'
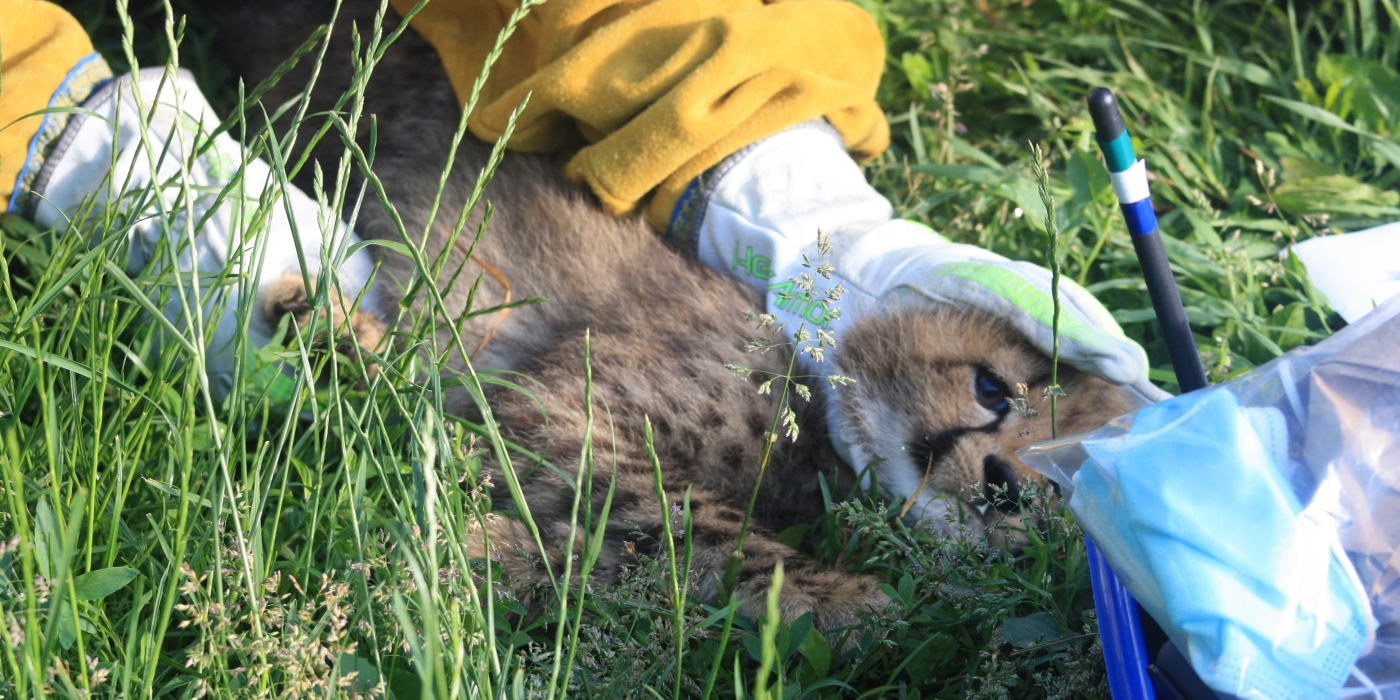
top-left (982, 455), bottom-right (1022, 511)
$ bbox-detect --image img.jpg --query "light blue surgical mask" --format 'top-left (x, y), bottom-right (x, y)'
top-left (1069, 388), bottom-right (1375, 700)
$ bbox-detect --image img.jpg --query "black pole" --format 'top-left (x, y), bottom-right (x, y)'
top-left (1086, 88), bottom-right (1209, 393)
top-left (1130, 234), bottom-right (1208, 392)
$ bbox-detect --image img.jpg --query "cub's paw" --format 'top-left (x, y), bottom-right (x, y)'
top-left (738, 559), bottom-right (894, 632)
top-left (260, 273), bottom-right (385, 377)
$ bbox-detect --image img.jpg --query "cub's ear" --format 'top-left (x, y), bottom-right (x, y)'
top-left (1054, 367), bottom-right (1144, 435)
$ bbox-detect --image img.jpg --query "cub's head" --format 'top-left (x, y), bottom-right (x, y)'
top-left (833, 301), bottom-right (1145, 539)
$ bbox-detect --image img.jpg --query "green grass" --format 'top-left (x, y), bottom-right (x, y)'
top-left (2, 0), bottom-right (1393, 697)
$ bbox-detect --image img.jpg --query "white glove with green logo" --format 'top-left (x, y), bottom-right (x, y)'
top-left (667, 121), bottom-right (1166, 466)
top-left (27, 68), bottom-right (375, 401)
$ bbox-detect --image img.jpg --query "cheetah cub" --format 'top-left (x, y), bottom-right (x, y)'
top-left (212, 0), bottom-right (1143, 630)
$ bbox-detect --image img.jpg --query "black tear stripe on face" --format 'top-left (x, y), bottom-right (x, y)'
top-left (905, 412), bottom-right (1008, 481)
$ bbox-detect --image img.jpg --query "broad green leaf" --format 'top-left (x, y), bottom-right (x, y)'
top-left (35, 497), bottom-right (58, 580)
top-left (1067, 148), bottom-right (1113, 214)
top-left (742, 631), bottom-right (764, 662)
top-left (190, 421), bottom-right (227, 452)
top-left (900, 52), bottom-right (934, 101)
top-left (1369, 138), bottom-right (1400, 169)
top-left (337, 655), bottom-right (382, 696)
top-left (1108, 308), bottom-right (1153, 323)
top-left (57, 602), bottom-right (76, 650)
top-left (1294, 77), bottom-right (1324, 106)
top-left (1270, 303), bottom-right (1310, 351)
top-left (1271, 157), bottom-right (1400, 216)
top-left (909, 163), bottom-right (1009, 185)
top-left (995, 178), bottom-right (1049, 233)
top-left (1273, 174), bottom-right (1399, 216)
top-left (1191, 54), bottom-right (1278, 88)
top-left (995, 611), bottom-right (1063, 648)
top-left (1243, 240), bottom-right (1281, 260)
top-left (1280, 157), bottom-right (1343, 180)
top-left (389, 670), bottom-right (423, 700)
top-left (797, 628), bottom-right (831, 679)
top-left (784, 612), bottom-right (813, 663)
top-left (775, 524), bottom-right (808, 549)
top-left (1265, 95), bottom-right (1365, 134)
top-left (1223, 215), bottom-right (1296, 234)
top-left (897, 572), bottom-right (915, 604)
top-left (1316, 54), bottom-right (1400, 130)
top-left (1241, 322), bottom-right (1286, 360)
top-left (1180, 208), bottom-right (1223, 246)
top-left (54, 604), bottom-right (97, 650)
top-left (73, 567), bottom-right (139, 600)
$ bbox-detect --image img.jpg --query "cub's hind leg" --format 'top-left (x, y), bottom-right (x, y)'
top-left (466, 470), bottom-right (889, 631)
top-left (660, 495), bottom-right (890, 632)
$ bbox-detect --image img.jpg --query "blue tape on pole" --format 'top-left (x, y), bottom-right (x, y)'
top-left (1121, 198), bottom-right (1158, 236)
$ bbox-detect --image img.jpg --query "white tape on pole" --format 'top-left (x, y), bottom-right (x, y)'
top-left (1109, 159), bottom-right (1151, 205)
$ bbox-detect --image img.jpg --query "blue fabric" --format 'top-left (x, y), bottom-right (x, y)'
top-left (1071, 388), bottom-right (1375, 700)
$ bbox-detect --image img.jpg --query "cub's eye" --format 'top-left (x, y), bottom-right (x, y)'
top-left (975, 368), bottom-right (1010, 412)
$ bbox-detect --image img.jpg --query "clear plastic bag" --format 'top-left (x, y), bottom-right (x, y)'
top-left (1020, 295), bottom-right (1400, 699)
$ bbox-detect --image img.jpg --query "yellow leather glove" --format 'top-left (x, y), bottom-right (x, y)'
top-left (390, 0), bottom-right (890, 230)
top-left (0, 0), bottom-right (113, 213)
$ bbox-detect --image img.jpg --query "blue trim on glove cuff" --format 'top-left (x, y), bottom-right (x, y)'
top-left (9, 52), bottom-right (113, 214)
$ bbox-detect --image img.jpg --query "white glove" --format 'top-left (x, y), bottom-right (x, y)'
top-left (669, 121), bottom-right (1167, 467)
top-left (27, 68), bottom-right (374, 400)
